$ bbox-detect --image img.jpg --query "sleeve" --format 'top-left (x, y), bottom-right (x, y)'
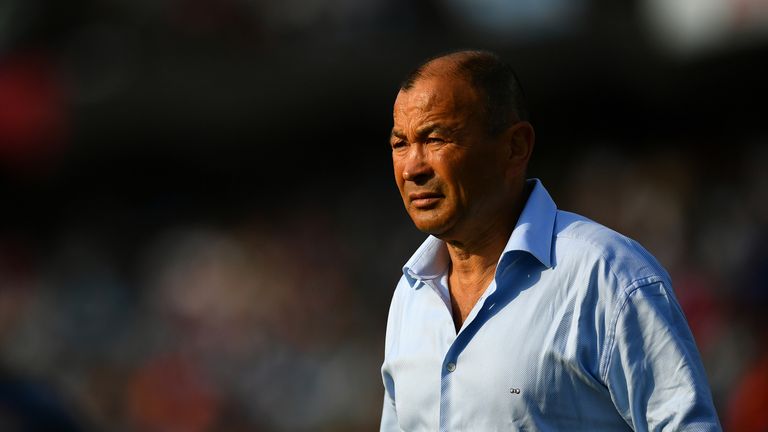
top-left (380, 281), bottom-right (404, 432)
top-left (602, 280), bottom-right (722, 432)
top-left (380, 373), bottom-right (400, 432)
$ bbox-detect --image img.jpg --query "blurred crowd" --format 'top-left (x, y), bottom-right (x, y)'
top-left (0, 194), bottom-right (410, 431)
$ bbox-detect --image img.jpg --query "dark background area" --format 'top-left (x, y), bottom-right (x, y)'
top-left (1, 0), bottom-right (767, 430)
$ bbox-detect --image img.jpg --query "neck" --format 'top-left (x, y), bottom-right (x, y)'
top-left (445, 217), bottom-right (512, 295)
top-left (444, 181), bottom-right (529, 295)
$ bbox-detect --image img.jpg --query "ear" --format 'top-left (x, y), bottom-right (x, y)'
top-left (505, 121), bottom-right (535, 170)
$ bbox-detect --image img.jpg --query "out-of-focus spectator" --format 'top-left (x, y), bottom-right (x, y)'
top-left (0, 52), bottom-right (67, 174)
top-left (726, 341), bottom-right (768, 432)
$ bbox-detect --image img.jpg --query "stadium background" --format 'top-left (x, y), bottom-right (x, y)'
top-left (1, 0), bottom-right (767, 430)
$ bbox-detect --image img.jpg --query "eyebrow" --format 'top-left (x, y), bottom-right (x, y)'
top-left (390, 123), bottom-right (456, 141)
top-left (390, 129), bottom-right (406, 140)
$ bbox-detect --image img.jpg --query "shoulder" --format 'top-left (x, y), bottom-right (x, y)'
top-left (551, 210), bottom-right (671, 295)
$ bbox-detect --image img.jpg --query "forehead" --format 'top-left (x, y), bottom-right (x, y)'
top-left (393, 76), bottom-right (480, 125)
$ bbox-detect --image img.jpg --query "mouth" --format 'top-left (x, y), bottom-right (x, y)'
top-left (408, 192), bottom-right (444, 209)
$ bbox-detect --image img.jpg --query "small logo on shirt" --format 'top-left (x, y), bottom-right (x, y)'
top-left (509, 387), bottom-right (521, 394)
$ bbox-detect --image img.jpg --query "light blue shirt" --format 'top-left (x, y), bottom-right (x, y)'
top-left (381, 179), bottom-right (720, 431)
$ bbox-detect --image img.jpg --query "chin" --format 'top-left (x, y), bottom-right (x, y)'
top-left (414, 225), bottom-right (446, 236)
top-left (410, 213), bottom-right (452, 236)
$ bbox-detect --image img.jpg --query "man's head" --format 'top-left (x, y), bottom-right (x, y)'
top-left (400, 50), bottom-right (529, 136)
top-left (390, 50), bottom-right (535, 242)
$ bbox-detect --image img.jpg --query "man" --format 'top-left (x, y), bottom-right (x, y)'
top-left (380, 50), bottom-right (721, 431)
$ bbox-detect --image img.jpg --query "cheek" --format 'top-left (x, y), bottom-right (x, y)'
top-left (441, 154), bottom-right (491, 203)
top-left (433, 156), bottom-right (466, 197)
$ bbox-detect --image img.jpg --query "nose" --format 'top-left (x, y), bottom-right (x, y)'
top-left (401, 145), bottom-right (433, 185)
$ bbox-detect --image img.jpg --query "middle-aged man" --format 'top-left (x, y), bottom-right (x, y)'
top-left (380, 50), bottom-right (721, 431)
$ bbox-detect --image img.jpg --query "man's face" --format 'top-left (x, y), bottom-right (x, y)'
top-left (390, 75), bottom-right (510, 240)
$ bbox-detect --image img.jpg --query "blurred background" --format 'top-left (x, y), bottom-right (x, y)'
top-left (1, 0), bottom-right (767, 430)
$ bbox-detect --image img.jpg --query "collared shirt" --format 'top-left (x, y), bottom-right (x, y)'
top-left (380, 179), bottom-right (721, 431)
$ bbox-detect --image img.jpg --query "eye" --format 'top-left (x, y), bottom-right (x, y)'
top-left (391, 140), bottom-right (407, 150)
top-left (425, 137), bottom-right (445, 144)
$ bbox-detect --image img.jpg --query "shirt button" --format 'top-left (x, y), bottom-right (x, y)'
top-left (446, 362), bottom-right (456, 372)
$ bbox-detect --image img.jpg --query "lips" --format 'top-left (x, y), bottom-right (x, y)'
top-left (409, 191), bottom-right (444, 209)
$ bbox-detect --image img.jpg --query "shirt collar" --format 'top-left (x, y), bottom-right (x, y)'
top-left (402, 235), bottom-right (449, 287)
top-left (402, 178), bottom-right (556, 288)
